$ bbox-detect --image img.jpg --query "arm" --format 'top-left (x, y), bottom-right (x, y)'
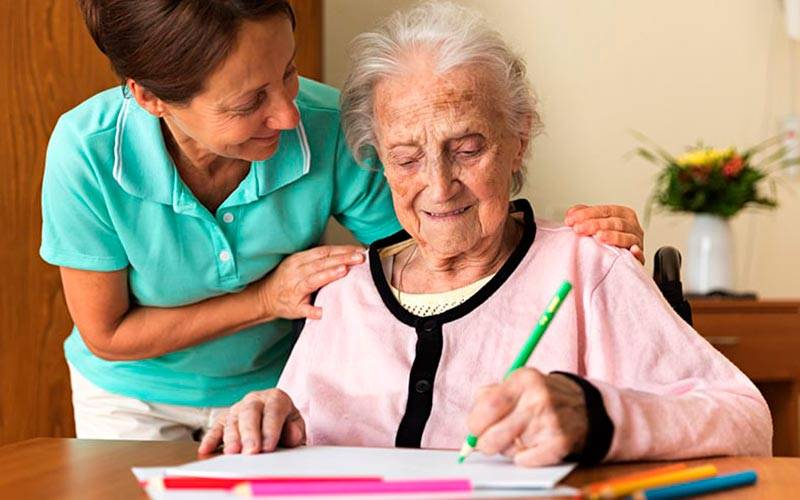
top-left (584, 252), bottom-right (772, 461)
top-left (43, 117), bottom-right (366, 361)
top-left (60, 246), bottom-right (364, 361)
top-left (465, 251), bottom-right (770, 466)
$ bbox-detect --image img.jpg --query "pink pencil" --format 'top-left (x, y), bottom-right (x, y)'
top-left (143, 476), bottom-right (383, 490)
top-left (233, 478), bottom-right (472, 496)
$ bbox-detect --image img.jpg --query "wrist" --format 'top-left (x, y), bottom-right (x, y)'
top-left (551, 371), bottom-right (614, 464)
top-left (247, 277), bottom-right (276, 322)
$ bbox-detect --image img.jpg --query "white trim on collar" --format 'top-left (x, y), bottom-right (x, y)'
top-left (296, 112), bottom-right (311, 175)
top-left (113, 97), bottom-right (132, 184)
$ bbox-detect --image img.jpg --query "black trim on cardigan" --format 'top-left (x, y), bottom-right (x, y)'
top-left (553, 371), bottom-right (615, 464)
top-left (368, 199), bottom-right (537, 447)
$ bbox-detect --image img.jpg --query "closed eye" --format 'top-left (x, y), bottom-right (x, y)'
top-left (398, 159), bottom-right (420, 167)
top-left (458, 149), bottom-right (481, 157)
top-left (233, 90), bottom-right (267, 116)
top-left (455, 146), bottom-right (484, 160)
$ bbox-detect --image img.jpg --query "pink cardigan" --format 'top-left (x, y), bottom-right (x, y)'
top-left (279, 203), bottom-right (771, 461)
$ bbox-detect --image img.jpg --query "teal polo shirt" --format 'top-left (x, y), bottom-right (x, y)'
top-left (40, 78), bottom-right (401, 407)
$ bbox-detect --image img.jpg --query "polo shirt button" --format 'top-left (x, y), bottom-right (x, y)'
top-left (219, 250), bottom-right (232, 262)
top-left (415, 379), bottom-right (431, 394)
top-left (422, 319), bottom-right (437, 332)
top-left (222, 212), bottom-right (234, 223)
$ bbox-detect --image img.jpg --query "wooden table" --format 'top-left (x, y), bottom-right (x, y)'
top-left (0, 439), bottom-right (798, 499)
top-left (691, 299), bottom-right (800, 456)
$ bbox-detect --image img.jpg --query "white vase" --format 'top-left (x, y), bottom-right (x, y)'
top-left (686, 214), bottom-right (735, 294)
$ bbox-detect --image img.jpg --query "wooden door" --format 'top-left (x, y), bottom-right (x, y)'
top-left (0, 0), bottom-right (322, 445)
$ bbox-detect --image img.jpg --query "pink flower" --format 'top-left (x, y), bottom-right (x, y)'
top-left (722, 155), bottom-right (744, 178)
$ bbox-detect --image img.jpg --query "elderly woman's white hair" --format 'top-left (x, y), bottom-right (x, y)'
top-left (341, 0), bottom-right (543, 194)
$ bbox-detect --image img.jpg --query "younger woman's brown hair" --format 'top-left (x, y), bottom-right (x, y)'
top-left (77, 0), bottom-right (296, 103)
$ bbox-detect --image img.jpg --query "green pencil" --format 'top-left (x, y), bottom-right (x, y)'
top-left (457, 280), bottom-right (573, 464)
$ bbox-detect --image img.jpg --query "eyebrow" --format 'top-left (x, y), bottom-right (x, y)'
top-left (219, 47), bottom-right (298, 111)
top-left (385, 131), bottom-right (484, 150)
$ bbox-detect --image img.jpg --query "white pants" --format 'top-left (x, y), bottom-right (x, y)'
top-left (68, 363), bottom-right (228, 440)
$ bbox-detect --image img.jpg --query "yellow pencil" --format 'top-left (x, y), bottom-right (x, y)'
top-left (594, 464), bottom-right (717, 499)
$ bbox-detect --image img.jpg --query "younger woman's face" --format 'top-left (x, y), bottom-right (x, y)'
top-left (159, 15), bottom-right (300, 162)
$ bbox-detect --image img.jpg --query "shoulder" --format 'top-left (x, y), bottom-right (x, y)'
top-left (48, 88), bottom-right (127, 179)
top-left (524, 217), bottom-right (650, 296)
top-left (53, 87), bottom-right (126, 144)
top-left (534, 217), bottom-right (624, 267)
top-left (47, 88), bottom-right (127, 174)
top-left (296, 77), bottom-right (341, 116)
top-left (314, 258), bottom-right (375, 306)
top-left (534, 218), bottom-right (659, 300)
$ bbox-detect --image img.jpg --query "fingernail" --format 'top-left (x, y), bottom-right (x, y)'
top-left (351, 253), bottom-right (363, 261)
top-left (244, 439), bottom-right (257, 452)
top-left (262, 437), bottom-right (273, 450)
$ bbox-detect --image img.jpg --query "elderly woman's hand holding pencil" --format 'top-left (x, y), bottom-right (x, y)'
top-left (459, 281), bottom-right (589, 466)
top-left (466, 368), bottom-right (589, 466)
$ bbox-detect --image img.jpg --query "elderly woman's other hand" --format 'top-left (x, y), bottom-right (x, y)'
top-left (198, 389), bottom-right (306, 455)
top-left (256, 245), bottom-right (366, 321)
top-left (466, 368), bottom-right (588, 467)
top-left (564, 205), bottom-right (645, 264)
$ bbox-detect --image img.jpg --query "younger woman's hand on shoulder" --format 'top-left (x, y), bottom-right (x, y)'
top-left (564, 204), bottom-right (645, 264)
top-left (198, 389), bottom-right (306, 455)
top-left (255, 245), bottom-right (366, 321)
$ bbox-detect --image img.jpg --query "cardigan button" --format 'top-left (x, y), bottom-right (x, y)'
top-left (415, 379), bottom-right (432, 394)
top-left (421, 319), bottom-right (437, 332)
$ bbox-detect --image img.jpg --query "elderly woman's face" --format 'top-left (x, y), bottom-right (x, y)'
top-left (162, 15), bottom-right (300, 162)
top-left (374, 63), bottom-right (525, 258)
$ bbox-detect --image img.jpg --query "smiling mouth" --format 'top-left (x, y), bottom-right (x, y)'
top-left (252, 134), bottom-right (279, 142)
top-left (423, 206), bottom-right (472, 218)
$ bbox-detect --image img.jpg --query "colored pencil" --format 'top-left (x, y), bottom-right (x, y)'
top-left (457, 280), bottom-right (573, 463)
top-left (582, 463), bottom-right (687, 496)
top-left (595, 464), bottom-right (718, 499)
top-left (233, 478), bottom-right (472, 496)
top-left (143, 476), bottom-right (382, 490)
top-left (632, 470), bottom-right (757, 499)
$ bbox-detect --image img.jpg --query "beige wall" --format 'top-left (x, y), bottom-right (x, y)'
top-left (323, 0), bottom-right (800, 298)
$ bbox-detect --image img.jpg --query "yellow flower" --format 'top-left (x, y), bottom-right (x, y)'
top-left (677, 147), bottom-right (734, 168)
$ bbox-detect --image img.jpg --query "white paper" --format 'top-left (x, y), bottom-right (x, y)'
top-left (132, 466), bottom-right (579, 500)
top-left (161, 446), bottom-right (575, 490)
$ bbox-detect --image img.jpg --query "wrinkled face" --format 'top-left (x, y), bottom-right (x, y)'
top-left (161, 15), bottom-right (300, 162)
top-left (373, 61), bottom-right (526, 258)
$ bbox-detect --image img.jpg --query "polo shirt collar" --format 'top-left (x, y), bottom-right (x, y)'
top-left (253, 111), bottom-right (311, 197)
top-left (112, 96), bottom-right (311, 208)
top-left (113, 97), bottom-right (175, 205)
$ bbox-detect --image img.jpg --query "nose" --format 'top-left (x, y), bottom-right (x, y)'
top-left (264, 87), bottom-right (300, 131)
top-left (425, 160), bottom-right (459, 202)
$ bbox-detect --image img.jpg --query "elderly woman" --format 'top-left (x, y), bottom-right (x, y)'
top-left (199, 2), bottom-right (772, 465)
top-left (39, 0), bottom-right (643, 441)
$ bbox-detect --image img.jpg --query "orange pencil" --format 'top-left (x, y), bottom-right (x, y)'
top-left (582, 463), bottom-right (687, 497)
top-left (595, 464), bottom-right (717, 499)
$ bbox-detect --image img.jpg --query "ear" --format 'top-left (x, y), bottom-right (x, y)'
top-left (512, 112), bottom-right (533, 173)
top-left (127, 79), bottom-right (168, 118)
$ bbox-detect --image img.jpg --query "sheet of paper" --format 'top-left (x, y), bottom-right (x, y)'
top-left (132, 467), bottom-right (580, 499)
top-left (161, 446), bottom-right (575, 490)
